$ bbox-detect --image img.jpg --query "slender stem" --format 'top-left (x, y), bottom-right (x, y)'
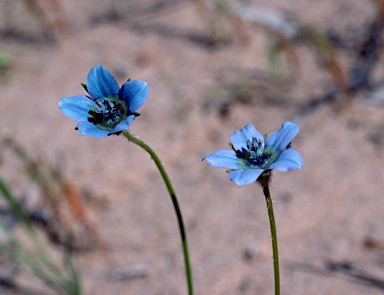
top-left (123, 131), bottom-right (193, 295)
top-left (259, 173), bottom-right (280, 295)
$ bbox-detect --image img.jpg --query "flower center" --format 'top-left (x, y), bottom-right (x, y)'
top-left (88, 98), bottom-right (127, 130)
top-left (235, 137), bottom-right (277, 168)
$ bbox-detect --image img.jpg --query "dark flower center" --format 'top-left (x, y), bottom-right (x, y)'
top-left (235, 137), bottom-right (276, 168)
top-left (88, 98), bottom-right (127, 130)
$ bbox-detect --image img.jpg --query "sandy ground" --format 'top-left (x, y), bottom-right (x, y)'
top-left (1, 0), bottom-right (384, 294)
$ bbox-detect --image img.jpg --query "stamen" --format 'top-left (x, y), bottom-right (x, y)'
top-left (235, 136), bottom-right (276, 168)
top-left (88, 98), bottom-right (127, 130)
top-left (246, 139), bottom-right (253, 150)
top-left (96, 100), bottom-right (104, 107)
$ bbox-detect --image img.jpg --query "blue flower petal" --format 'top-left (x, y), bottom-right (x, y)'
top-left (110, 115), bottom-right (135, 133)
top-left (119, 80), bottom-right (149, 113)
top-left (268, 149), bottom-right (303, 172)
top-left (266, 121), bottom-right (299, 153)
top-left (77, 121), bottom-right (110, 138)
top-left (203, 150), bottom-right (244, 169)
top-left (228, 169), bottom-right (264, 186)
top-left (87, 64), bottom-right (119, 100)
top-left (230, 124), bottom-right (264, 151)
top-left (58, 95), bottom-right (94, 122)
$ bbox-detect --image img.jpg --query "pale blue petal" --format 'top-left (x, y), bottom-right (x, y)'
top-left (203, 150), bottom-right (243, 169)
top-left (228, 169), bottom-right (264, 186)
top-left (58, 95), bottom-right (93, 122)
top-left (87, 64), bottom-right (119, 100)
top-left (268, 149), bottom-right (303, 172)
top-left (110, 115), bottom-right (135, 133)
top-left (77, 121), bottom-right (110, 138)
top-left (230, 124), bottom-right (264, 151)
top-left (266, 121), bottom-right (299, 153)
top-left (119, 80), bottom-right (149, 113)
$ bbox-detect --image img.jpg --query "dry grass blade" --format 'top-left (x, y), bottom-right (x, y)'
top-left (300, 26), bottom-right (347, 94)
top-left (22, 0), bottom-right (66, 39)
top-left (1, 136), bottom-right (98, 250)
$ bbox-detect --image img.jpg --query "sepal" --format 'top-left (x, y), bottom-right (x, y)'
top-left (81, 83), bottom-right (88, 93)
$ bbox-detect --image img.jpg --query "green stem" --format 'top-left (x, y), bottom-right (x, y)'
top-left (123, 131), bottom-right (193, 295)
top-left (259, 173), bottom-right (280, 295)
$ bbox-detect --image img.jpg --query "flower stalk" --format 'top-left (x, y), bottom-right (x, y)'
top-left (123, 131), bottom-right (194, 295)
top-left (258, 171), bottom-right (280, 295)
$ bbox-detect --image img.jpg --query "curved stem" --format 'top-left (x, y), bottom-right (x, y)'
top-left (258, 173), bottom-right (280, 295)
top-left (123, 131), bottom-right (194, 295)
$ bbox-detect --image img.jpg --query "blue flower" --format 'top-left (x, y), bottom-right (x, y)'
top-left (203, 122), bottom-right (303, 186)
top-left (58, 64), bottom-right (148, 138)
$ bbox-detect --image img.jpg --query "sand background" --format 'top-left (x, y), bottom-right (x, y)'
top-left (1, 0), bottom-right (384, 294)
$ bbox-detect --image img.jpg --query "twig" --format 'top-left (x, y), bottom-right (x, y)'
top-left (91, 265), bottom-right (149, 281)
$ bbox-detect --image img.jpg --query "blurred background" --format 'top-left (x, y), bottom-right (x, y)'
top-left (1, 0), bottom-right (384, 294)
